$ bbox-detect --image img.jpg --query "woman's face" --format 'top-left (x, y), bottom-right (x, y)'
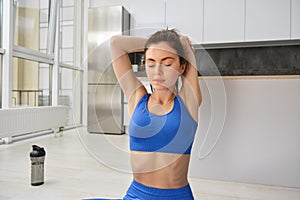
top-left (145, 42), bottom-right (185, 92)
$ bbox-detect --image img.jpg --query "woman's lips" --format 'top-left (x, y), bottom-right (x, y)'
top-left (152, 79), bottom-right (165, 84)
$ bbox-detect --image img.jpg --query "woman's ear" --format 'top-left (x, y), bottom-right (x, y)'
top-left (179, 62), bottom-right (187, 75)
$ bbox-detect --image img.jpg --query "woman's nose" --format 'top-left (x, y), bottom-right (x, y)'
top-left (154, 64), bottom-right (163, 75)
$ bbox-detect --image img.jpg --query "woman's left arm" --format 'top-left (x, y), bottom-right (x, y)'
top-left (179, 36), bottom-right (202, 107)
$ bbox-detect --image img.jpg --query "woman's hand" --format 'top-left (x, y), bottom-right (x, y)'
top-left (180, 35), bottom-right (197, 73)
top-left (180, 36), bottom-right (194, 54)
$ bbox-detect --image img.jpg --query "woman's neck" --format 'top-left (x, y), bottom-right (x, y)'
top-left (150, 90), bottom-right (176, 105)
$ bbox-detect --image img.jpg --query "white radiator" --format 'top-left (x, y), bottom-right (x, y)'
top-left (0, 106), bottom-right (68, 143)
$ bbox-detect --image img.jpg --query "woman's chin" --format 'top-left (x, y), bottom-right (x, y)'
top-left (152, 84), bottom-right (172, 92)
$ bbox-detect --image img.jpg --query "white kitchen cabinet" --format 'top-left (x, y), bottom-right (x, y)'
top-left (245, 0), bottom-right (290, 41)
top-left (166, 0), bottom-right (204, 43)
top-left (126, 0), bottom-right (166, 38)
top-left (203, 0), bottom-right (245, 43)
top-left (291, 0), bottom-right (300, 39)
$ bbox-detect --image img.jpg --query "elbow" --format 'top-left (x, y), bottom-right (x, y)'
top-left (110, 35), bottom-right (124, 48)
top-left (110, 36), bottom-right (124, 58)
top-left (110, 35), bottom-right (119, 47)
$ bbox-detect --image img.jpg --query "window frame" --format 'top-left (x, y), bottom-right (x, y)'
top-left (1, 0), bottom-right (58, 108)
top-left (12, 0), bottom-right (57, 62)
top-left (1, 0), bottom-right (83, 125)
top-left (59, 65), bottom-right (83, 125)
top-left (57, 0), bottom-right (84, 125)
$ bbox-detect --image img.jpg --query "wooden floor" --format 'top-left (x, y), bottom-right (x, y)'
top-left (1, 127), bottom-right (300, 200)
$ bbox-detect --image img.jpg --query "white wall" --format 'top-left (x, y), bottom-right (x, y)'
top-left (189, 77), bottom-right (300, 188)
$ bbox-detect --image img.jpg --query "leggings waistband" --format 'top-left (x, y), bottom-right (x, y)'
top-left (123, 180), bottom-right (194, 200)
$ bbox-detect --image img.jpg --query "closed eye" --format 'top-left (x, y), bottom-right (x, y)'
top-left (162, 63), bottom-right (172, 67)
top-left (162, 59), bottom-right (173, 67)
top-left (146, 64), bottom-right (155, 68)
top-left (146, 62), bottom-right (155, 68)
top-left (146, 57), bottom-right (175, 67)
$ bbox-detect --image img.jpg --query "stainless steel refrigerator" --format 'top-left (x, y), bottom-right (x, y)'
top-left (88, 6), bottom-right (130, 134)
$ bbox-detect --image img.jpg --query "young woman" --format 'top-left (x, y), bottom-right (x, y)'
top-left (110, 29), bottom-right (202, 200)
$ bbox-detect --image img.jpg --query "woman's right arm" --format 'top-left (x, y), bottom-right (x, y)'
top-left (110, 35), bottom-right (147, 114)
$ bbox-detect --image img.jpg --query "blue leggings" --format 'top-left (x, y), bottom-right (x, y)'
top-left (84, 180), bottom-right (194, 200)
top-left (124, 180), bottom-right (194, 200)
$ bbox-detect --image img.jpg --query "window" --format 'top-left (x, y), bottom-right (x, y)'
top-left (14, 0), bottom-right (51, 54)
top-left (0, 0), bottom-right (3, 108)
top-left (59, 67), bottom-right (82, 126)
top-left (11, 0), bottom-right (56, 108)
top-left (11, 57), bottom-right (51, 107)
top-left (1, 0), bottom-right (83, 126)
top-left (60, 2), bottom-right (74, 65)
top-left (57, 0), bottom-right (83, 125)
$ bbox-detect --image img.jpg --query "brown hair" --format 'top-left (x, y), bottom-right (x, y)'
top-left (144, 29), bottom-right (187, 66)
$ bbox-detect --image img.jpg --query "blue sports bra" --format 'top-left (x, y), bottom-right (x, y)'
top-left (128, 94), bottom-right (198, 154)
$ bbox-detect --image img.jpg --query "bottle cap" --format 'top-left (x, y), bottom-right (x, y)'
top-left (30, 145), bottom-right (46, 157)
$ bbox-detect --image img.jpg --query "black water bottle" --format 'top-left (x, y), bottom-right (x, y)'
top-left (30, 145), bottom-right (46, 186)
